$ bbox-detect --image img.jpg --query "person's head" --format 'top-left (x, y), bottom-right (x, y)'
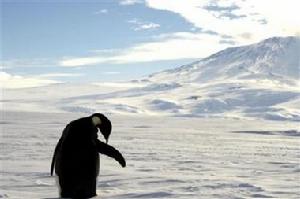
top-left (91, 113), bottom-right (111, 142)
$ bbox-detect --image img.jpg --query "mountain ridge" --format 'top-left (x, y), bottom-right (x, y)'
top-left (149, 36), bottom-right (300, 83)
top-left (109, 36), bottom-right (300, 120)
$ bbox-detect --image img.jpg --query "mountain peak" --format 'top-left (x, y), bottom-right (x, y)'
top-left (262, 36), bottom-right (297, 44)
top-left (150, 36), bottom-right (300, 83)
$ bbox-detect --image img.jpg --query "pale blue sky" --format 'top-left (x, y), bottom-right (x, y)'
top-left (1, 0), bottom-right (299, 87)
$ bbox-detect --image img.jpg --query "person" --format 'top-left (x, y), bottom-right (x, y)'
top-left (51, 113), bottom-right (126, 198)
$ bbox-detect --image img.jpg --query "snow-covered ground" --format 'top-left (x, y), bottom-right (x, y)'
top-left (1, 111), bottom-right (299, 199)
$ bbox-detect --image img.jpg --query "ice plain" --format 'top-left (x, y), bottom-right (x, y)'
top-left (1, 111), bottom-right (299, 199)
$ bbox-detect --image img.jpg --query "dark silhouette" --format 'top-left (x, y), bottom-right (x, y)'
top-left (51, 113), bottom-right (126, 198)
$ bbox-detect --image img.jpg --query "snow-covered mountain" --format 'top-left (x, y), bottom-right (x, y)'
top-left (2, 36), bottom-right (300, 121)
top-left (149, 36), bottom-right (299, 83)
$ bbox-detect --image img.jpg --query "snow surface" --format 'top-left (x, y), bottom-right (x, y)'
top-left (1, 37), bottom-right (299, 198)
top-left (0, 111), bottom-right (300, 199)
top-left (1, 36), bottom-right (300, 121)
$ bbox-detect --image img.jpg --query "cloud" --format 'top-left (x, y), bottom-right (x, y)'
top-left (60, 57), bottom-right (114, 67)
top-left (145, 0), bottom-right (300, 43)
top-left (1, 58), bottom-right (58, 68)
top-left (102, 71), bottom-right (121, 75)
top-left (0, 65), bottom-right (7, 70)
top-left (258, 18), bottom-right (267, 25)
top-left (59, 32), bottom-right (229, 67)
top-left (203, 3), bottom-right (246, 20)
top-left (0, 72), bottom-right (61, 89)
top-left (219, 39), bottom-right (236, 45)
top-left (239, 32), bottom-right (253, 40)
top-left (135, 22), bottom-right (160, 30)
top-left (203, 4), bottom-right (240, 12)
top-left (128, 19), bottom-right (160, 31)
top-left (119, 0), bottom-right (143, 6)
top-left (218, 12), bottom-right (246, 20)
top-left (38, 73), bottom-right (84, 78)
top-left (94, 9), bottom-right (108, 14)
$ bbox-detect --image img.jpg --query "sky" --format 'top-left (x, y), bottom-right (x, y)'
top-left (1, 0), bottom-right (300, 88)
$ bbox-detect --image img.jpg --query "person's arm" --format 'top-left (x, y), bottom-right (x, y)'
top-left (95, 139), bottom-right (126, 167)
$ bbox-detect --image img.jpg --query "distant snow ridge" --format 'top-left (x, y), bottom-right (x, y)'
top-left (135, 36), bottom-right (300, 120)
top-left (3, 37), bottom-right (299, 121)
top-left (60, 36), bottom-right (299, 120)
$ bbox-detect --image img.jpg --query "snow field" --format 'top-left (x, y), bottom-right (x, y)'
top-left (1, 111), bottom-right (299, 198)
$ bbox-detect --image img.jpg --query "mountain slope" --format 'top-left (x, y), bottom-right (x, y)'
top-left (150, 36), bottom-right (299, 83)
top-left (75, 36), bottom-right (299, 120)
top-left (110, 36), bottom-right (300, 120)
top-left (2, 36), bottom-right (300, 120)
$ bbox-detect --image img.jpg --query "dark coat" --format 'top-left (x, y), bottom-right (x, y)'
top-left (51, 116), bottom-right (125, 198)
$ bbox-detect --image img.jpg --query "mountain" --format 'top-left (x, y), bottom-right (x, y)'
top-left (2, 36), bottom-right (300, 121)
top-left (149, 36), bottom-right (299, 83)
top-left (93, 36), bottom-right (298, 121)
top-left (144, 36), bottom-right (300, 120)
